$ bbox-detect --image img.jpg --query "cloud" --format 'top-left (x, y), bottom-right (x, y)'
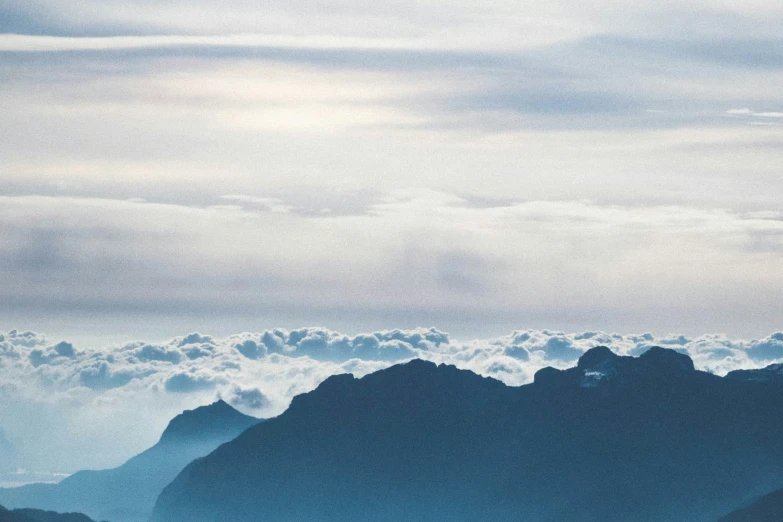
top-left (3, 330), bottom-right (47, 348)
top-left (1, 194), bottom-right (782, 338)
top-left (728, 108), bottom-right (783, 118)
top-left (28, 341), bottom-right (77, 367)
top-left (235, 339), bottom-right (264, 360)
top-left (177, 333), bottom-right (215, 347)
top-left (536, 336), bottom-right (585, 361)
top-left (131, 344), bottom-right (183, 364)
top-left (227, 386), bottom-right (271, 410)
top-left (53, 341), bottom-right (75, 357)
top-left (78, 360), bottom-right (144, 390)
top-left (0, 2), bottom-right (593, 48)
top-left (228, 327), bottom-right (446, 362)
top-left (747, 332), bottom-right (783, 361)
top-left (164, 372), bottom-right (219, 393)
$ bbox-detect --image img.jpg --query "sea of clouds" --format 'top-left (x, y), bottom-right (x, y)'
top-left (1, 326), bottom-right (782, 479)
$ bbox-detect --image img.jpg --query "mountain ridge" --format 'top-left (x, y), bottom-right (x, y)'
top-left (725, 363), bottom-right (783, 384)
top-left (0, 401), bottom-right (259, 522)
top-left (151, 347), bottom-right (783, 522)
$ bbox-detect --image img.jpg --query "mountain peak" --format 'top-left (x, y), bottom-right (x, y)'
top-left (638, 346), bottom-right (695, 373)
top-left (577, 346), bottom-right (618, 369)
top-left (535, 346), bottom-right (696, 388)
top-left (158, 400), bottom-right (257, 444)
top-left (0, 402), bottom-right (260, 522)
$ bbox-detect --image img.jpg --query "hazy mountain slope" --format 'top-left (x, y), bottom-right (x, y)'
top-left (0, 401), bottom-right (258, 522)
top-left (152, 349), bottom-right (783, 522)
top-left (0, 430), bottom-right (18, 475)
top-left (717, 488), bottom-right (783, 522)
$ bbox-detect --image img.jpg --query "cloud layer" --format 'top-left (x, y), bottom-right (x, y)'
top-left (1, 325), bottom-right (782, 478)
top-left (1, 2), bottom-right (782, 343)
top-left (1, 193), bottom-right (782, 341)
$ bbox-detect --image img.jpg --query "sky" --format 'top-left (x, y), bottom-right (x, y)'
top-left (0, 0), bottom-right (782, 483)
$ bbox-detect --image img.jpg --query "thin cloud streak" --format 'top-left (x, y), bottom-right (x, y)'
top-left (0, 33), bottom-right (505, 53)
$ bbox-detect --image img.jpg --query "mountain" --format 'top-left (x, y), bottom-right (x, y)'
top-left (152, 348), bottom-right (783, 522)
top-left (725, 363), bottom-right (783, 384)
top-left (0, 401), bottom-right (259, 522)
top-left (717, 487), bottom-right (783, 522)
top-left (0, 504), bottom-right (96, 522)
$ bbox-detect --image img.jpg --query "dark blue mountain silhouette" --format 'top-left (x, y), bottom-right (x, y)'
top-left (0, 504), bottom-right (96, 522)
top-left (717, 487), bottom-right (783, 521)
top-left (151, 348), bottom-right (783, 522)
top-left (725, 362), bottom-right (783, 384)
top-left (0, 401), bottom-right (258, 522)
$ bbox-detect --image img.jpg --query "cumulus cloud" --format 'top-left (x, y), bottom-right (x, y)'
top-left (226, 386), bottom-right (271, 411)
top-left (746, 332), bottom-right (783, 361)
top-left (28, 341), bottom-right (77, 367)
top-left (3, 326), bottom-right (781, 402)
top-left (78, 359), bottom-right (151, 390)
top-left (3, 330), bottom-right (47, 348)
top-left (131, 344), bottom-right (182, 364)
top-left (165, 372), bottom-right (219, 393)
top-left (230, 327), bottom-right (445, 362)
top-left (177, 333), bottom-right (215, 347)
top-left (235, 339), bottom-right (265, 360)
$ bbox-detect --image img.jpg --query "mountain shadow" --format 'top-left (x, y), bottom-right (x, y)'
top-left (0, 504), bottom-right (96, 522)
top-left (0, 401), bottom-right (259, 522)
top-left (151, 348), bottom-right (783, 522)
top-left (717, 487), bottom-right (783, 522)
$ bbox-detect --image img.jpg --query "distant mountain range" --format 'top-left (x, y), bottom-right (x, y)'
top-left (150, 348), bottom-right (783, 522)
top-left (0, 401), bottom-right (259, 522)
top-left (0, 504), bottom-right (95, 522)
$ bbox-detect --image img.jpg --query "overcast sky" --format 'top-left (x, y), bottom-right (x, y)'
top-left (1, 0), bottom-right (782, 342)
top-left (0, 0), bottom-right (782, 481)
